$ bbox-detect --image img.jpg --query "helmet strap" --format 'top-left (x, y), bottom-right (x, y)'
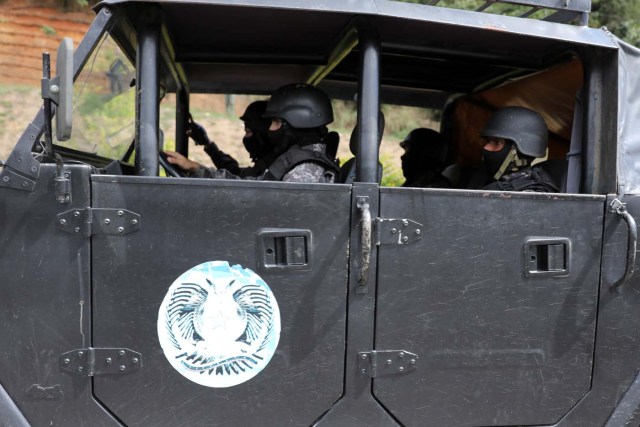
top-left (493, 147), bottom-right (528, 181)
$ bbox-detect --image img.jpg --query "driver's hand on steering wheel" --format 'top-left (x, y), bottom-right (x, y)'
top-left (163, 151), bottom-right (201, 174)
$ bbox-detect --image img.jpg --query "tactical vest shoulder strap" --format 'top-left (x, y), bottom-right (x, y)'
top-left (264, 145), bottom-right (341, 181)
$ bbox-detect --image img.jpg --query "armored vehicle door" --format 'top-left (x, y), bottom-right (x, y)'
top-left (373, 188), bottom-right (605, 426)
top-left (89, 177), bottom-right (351, 425)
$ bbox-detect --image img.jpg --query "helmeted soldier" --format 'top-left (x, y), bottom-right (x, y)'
top-left (165, 83), bottom-right (339, 183)
top-left (479, 106), bottom-right (558, 192)
top-left (260, 83), bottom-right (340, 182)
top-left (399, 128), bottom-right (450, 188)
top-left (187, 100), bottom-right (275, 177)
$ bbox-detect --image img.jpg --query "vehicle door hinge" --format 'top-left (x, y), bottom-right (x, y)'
top-left (56, 208), bottom-right (140, 236)
top-left (358, 350), bottom-right (419, 378)
top-left (59, 347), bottom-right (142, 376)
top-left (375, 218), bottom-right (423, 245)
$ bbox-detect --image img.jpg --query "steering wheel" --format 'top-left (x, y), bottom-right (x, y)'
top-left (159, 151), bottom-right (186, 177)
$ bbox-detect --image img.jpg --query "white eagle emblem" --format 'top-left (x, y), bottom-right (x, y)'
top-left (158, 261), bottom-right (281, 387)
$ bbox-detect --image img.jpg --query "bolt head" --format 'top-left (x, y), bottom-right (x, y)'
top-left (386, 359), bottom-right (392, 365)
top-left (399, 352), bottom-right (405, 358)
top-left (119, 365), bottom-right (126, 371)
top-left (119, 350), bottom-right (125, 356)
top-left (63, 358), bottom-right (70, 364)
top-left (398, 367), bottom-right (405, 373)
top-left (50, 85), bottom-right (60, 94)
top-left (78, 366), bottom-right (84, 372)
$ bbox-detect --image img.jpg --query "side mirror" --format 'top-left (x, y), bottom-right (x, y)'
top-left (55, 37), bottom-right (73, 141)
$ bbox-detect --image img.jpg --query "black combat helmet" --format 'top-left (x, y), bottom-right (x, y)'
top-left (264, 83), bottom-right (334, 128)
top-left (480, 106), bottom-right (548, 158)
top-left (240, 100), bottom-right (270, 134)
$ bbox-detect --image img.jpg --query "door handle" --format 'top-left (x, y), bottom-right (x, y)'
top-left (257, 229), bottom-right (311, 270)
top-left (524, 237), bottom-right (570, 277)
top-left (357, 197), bottom-right (372, 286)
top-left (609, 198), bottom-right (637, 290)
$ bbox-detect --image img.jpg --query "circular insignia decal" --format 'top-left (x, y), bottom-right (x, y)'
top-left (157, 261), bottom-right (281, 387)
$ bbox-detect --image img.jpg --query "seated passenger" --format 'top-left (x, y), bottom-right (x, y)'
top-left (187, 100), bottom-right (275, 177)
top-left (478, 106), bottom-right (558, 192)
top-left (165, 83), bottom-right (340, 183)
top-left (400, 128), bottom-right (450, 188)
top-left (340, 111), bottom-right (385, 184)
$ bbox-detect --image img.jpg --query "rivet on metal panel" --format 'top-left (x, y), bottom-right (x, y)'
top-left (410, 359), bottom-right (416, 365)
top-left (74, 227), bottom-right (80, 233)
top-left (119, 365), bottom-right (126, 371)
top-left (119, 350), bottom-right (125, 356)
top-left (118, 227), bottom-right (124, 233)
top-left (361, 354), bottom-right (368, 360)
top-left (131, 219), bottom-right (138, 225)
top-left (132, 358), bottom-right (139, 364)
top-left (104, 219), bottom-right (111, 225)
top-left (74, 211), bottom-right (80, 217)
top-left (402, 220), bottom-right (409, 226)
top-left (402, 236), bottom-right (409, 242)
top-left (31, 166), bottom-right (37, 173)
top-left (415, 229), bottom-right (421, 235)
top-left (77, 367), bottom-right (84, 373)
top-left (399, 352), bottom-right (405, 358)
top-left (2, 176), bottom-right (9, 182)
top-left (361, 369), bottom-right (367, 374)
top-left (386, 359), bottom-right (392, 365)
top-left (59, 219), bottom-right (66, 225)
top-left (22, 182), bottom-right (27, 188)
top-left (398, 367), bottom-right (405, 373)
top-left (77, 351), bottom-right (84, 357)
top-left (391, 228), bottom-right (397, 234)
top-left (63, 358), bottom-right (70, 365)
top-left (106, 358), bottom-right (112, 364)
top-left (117, 210), bottom-right (124, 217)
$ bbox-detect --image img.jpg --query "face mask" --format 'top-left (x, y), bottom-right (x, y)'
top-left (482, 143), bottom-right (512, 179)
top-left (242, 133), bottom-right (270, 161)
top-left (268, 126), bottom-right (292, 155)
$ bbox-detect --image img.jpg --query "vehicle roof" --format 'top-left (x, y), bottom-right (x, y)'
top-left (95, 0), bottom-right (617, 108)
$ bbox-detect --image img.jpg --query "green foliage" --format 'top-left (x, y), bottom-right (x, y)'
top-left (393, 0), bottom-right (640, 46)
top-left (41, 25), bottom-right (56, 36)
top-left (591, 0), bottom-right (640, 46)
top-left (380, 153), bottom-right (405, 187)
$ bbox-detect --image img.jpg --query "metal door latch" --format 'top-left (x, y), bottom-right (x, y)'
top-left (59, 347), bottom-right (142, 376)
top-left (358, 350), bottom-right (418, 377)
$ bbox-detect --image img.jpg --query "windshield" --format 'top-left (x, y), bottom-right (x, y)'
top-left (59, 33), bottom-right (135, 160)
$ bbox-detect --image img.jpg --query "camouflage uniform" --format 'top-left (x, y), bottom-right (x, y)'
top-left (190, 143), bottom-right (336, 183)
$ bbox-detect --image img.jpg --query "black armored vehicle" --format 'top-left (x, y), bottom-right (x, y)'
top-left (2, 0), bottom-right (640, 425)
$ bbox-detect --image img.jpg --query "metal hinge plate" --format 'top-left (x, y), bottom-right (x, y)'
top-left (56, 208), bottom-right (140, 236)
top-left (375, 218), bottom-right (423, 245)
top-left (358, 350), bottom-right (419, 378)
top-left (59, 347), bottom-right (142, 376)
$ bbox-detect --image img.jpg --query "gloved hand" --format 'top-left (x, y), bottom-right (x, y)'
top-left (187, 118), bottom-right (210, 146)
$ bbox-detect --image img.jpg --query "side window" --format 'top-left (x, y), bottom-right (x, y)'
top-left (61, 34), bottom-right (135, 160)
